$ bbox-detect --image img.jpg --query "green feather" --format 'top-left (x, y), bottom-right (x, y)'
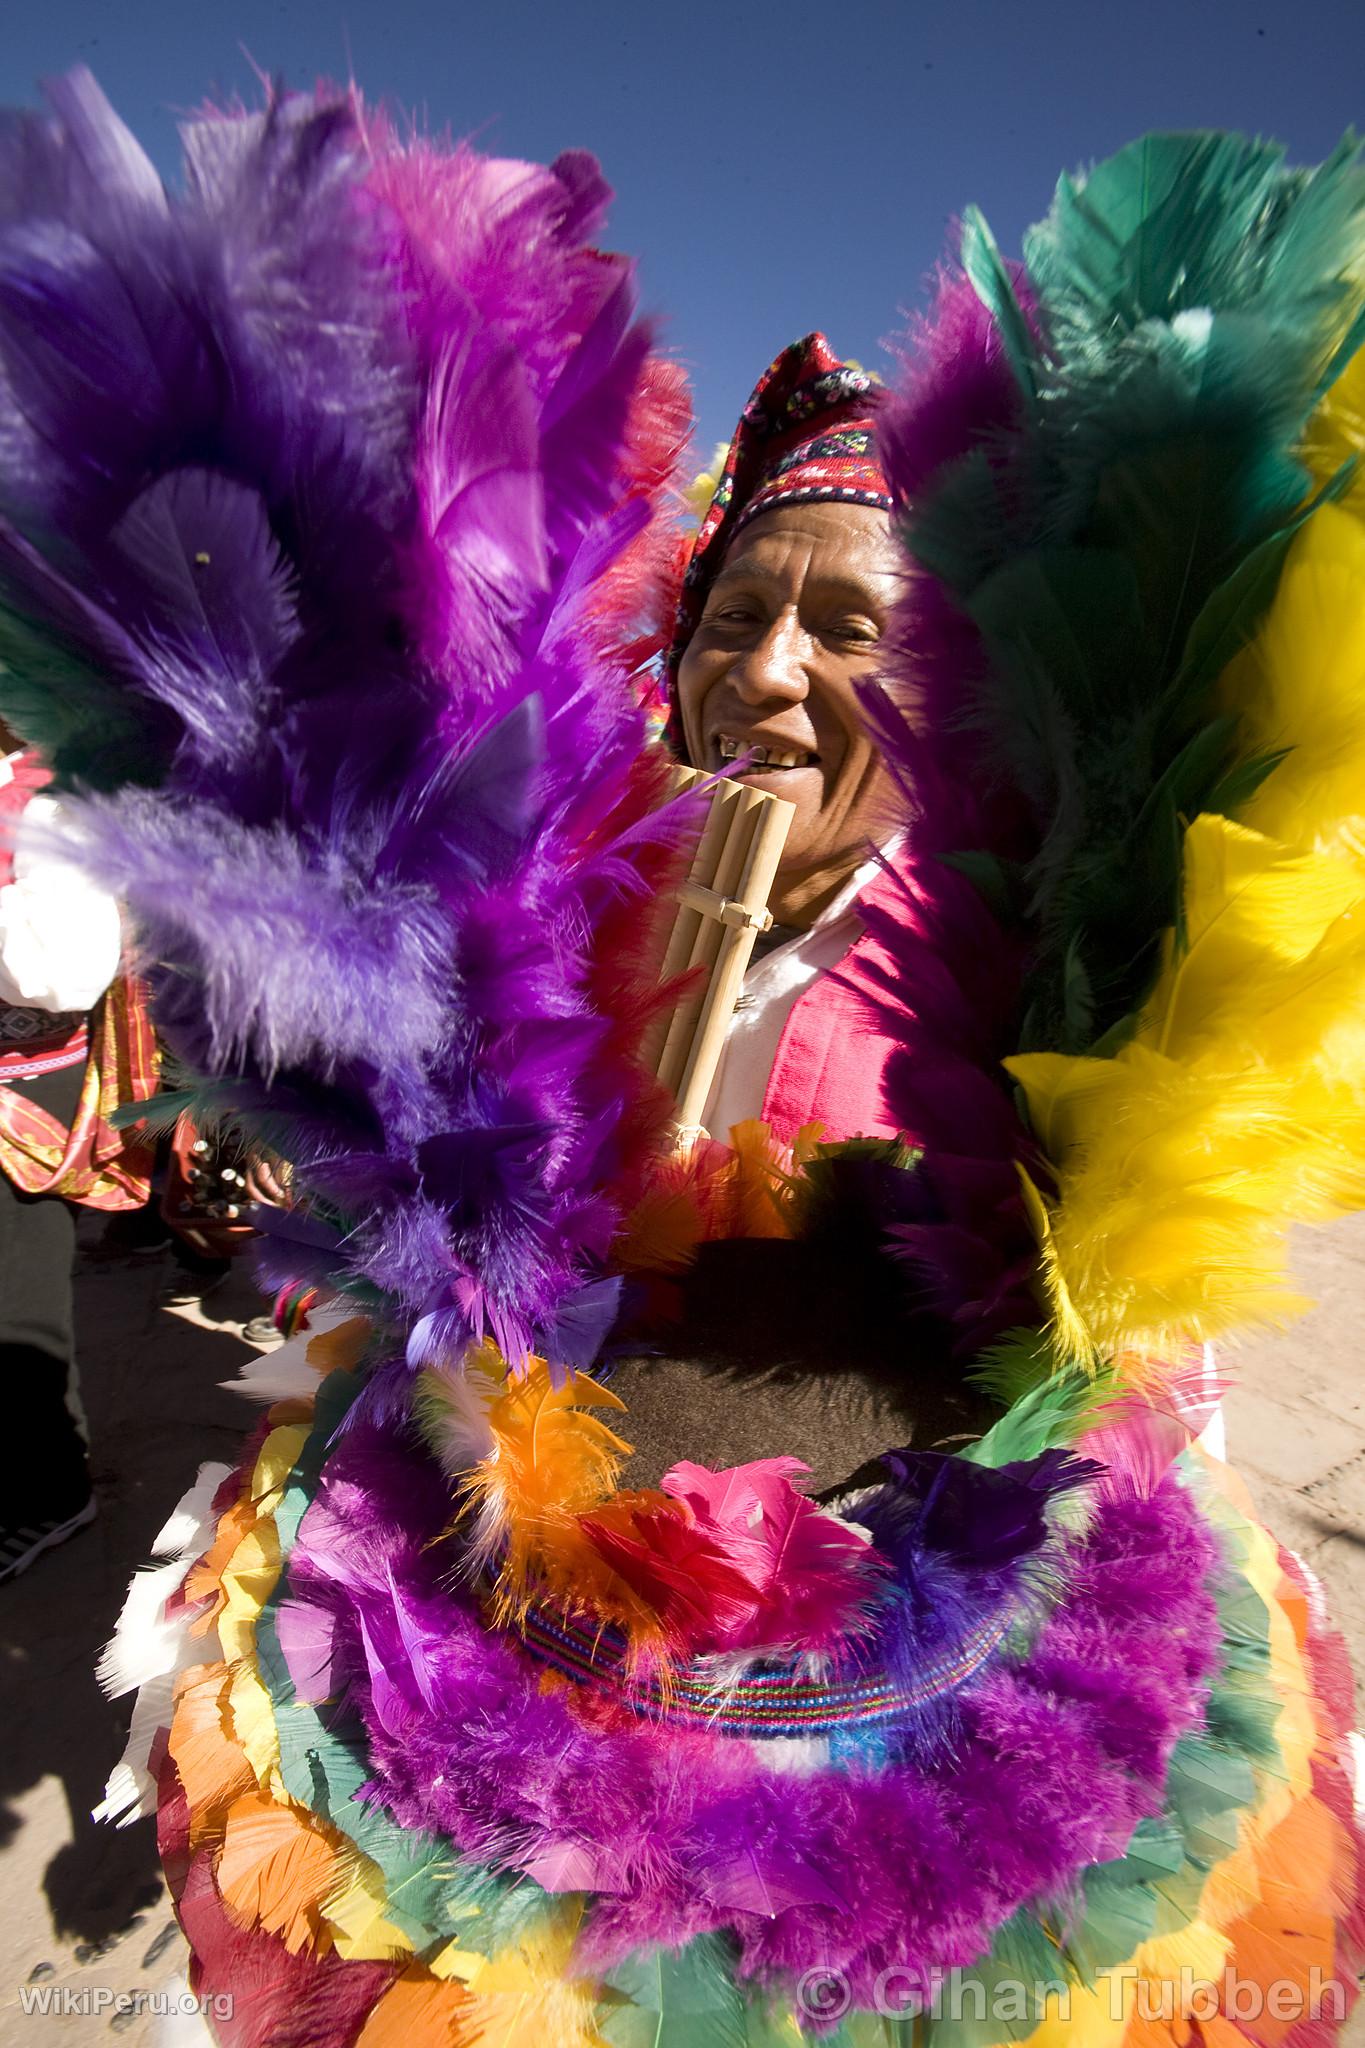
top-left (600, 1937), bottom-right (756, 2048)
top-left (0, 619), bottom-right (162, 791)
top-left (964, 1344), bottom-right (1114, 1464)
top-left (935, 850), bottom-right (1026, 921)
top-left (920, 1912), bottom-right (1073, 2048)
top-left (1024, 133), bottom-right (1364, 372)
top-left (1066, 1820), bottom-right (1187, 1979)
top-left (961, 204), bottom-right (1039, 406)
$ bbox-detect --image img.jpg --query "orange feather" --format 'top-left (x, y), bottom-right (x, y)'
top-left (306, 1315), bottom-right (374, 1376)
top-left (169, 1663), bottom-right (256, 1846)
top-left (216, 1788), bottom-right (342, 1956)
top-left (354, 1968), bottom-right (473, 2046)
top-left (458, 1356), bottom-right (668, 1657)
top-left (183, 1495), bottom-right (259, 1630)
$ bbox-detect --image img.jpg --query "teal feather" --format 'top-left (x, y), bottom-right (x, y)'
top-left (601, 1937), bottom-right (754, 2047)
top-left (960, 205), bottom-right (1039, 406)
top-left (1023, 134), bottom-right (1364, 380)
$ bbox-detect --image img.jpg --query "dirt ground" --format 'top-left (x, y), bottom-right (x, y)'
top-left (1, 1215), bottom-right (1362, 2046)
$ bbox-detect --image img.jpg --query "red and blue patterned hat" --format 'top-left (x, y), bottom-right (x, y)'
top-left (667, 332), bottom-right (890, 695)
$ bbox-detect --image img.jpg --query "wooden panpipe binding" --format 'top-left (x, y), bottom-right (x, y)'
top-left (649, 766), bottom-right (794, 1134)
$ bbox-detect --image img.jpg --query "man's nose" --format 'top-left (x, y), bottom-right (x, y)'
top-left (730, 611), bottom-right (809, 705)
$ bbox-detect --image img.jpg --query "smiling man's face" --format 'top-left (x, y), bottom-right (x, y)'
top-left (675, 500), bottom-right (903, 925)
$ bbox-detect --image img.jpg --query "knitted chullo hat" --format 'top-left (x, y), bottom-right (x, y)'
top-left (666, 332), bottom-right (891, 725)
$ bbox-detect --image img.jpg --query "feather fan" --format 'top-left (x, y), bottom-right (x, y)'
top-left (879, 133), bottom-right (1365, 1058)
top-left (881, 134), bottom-right (1365, 1362)
top-left (0, 72), bottom-right (692, 1412)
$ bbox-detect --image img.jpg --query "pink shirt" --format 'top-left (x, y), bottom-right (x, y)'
top-left (701, 855), bottom-right (916, 1147)
top-left (760, 862), bottom-right (916, 1144)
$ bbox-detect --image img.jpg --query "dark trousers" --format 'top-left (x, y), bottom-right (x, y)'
top-left (1, 1063), bottom-right (89, 1524)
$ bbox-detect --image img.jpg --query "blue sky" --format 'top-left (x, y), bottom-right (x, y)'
top-left (5, 0), bottom-right (1365, 464)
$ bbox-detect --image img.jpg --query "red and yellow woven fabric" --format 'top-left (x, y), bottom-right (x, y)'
top-left (0, 971), bottom-right (159, 1209)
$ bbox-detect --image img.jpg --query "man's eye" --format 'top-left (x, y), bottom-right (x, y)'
top-left (829, 621), bottom-right (880, 645)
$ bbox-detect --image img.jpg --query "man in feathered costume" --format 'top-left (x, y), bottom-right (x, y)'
top-left (671, 335), bottom-right (909, 1134)
top-left (0, 69), bottom-right (1361, 2047)
top-left (608, 333), bottom-right (1013, 1485)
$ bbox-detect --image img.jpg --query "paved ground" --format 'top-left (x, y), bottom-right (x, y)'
top-left (0, 1215), bottom-right (1362, 2045)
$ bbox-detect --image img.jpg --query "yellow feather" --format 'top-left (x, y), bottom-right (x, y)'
top-left (1303, 337), bottom-right (1365, 517)
top-left (217, 1522), bottom-right (283, 1669)
top-left (1143, 813), bottom-right (1365, 1059)
top-left (684, 440), bottom-right (732, 523)
top-left (1219, 504), bottom-right (1365, 862)
top-left (182, 1419), bottom-right (304, 1624)
top-left (453, 1901), bottom-right (611, 2048)
top-left (1010, 511), bottom-right (1365, 1361)
top-left (1014, 1166), bottom-right (1098, 1365)
top-left (1008, 1040), bottom-right (1341, 1355)
top-left (225, 1658), bottom-right (285, 1797)
top-left (306, 1314), bottom-right (374, 1376)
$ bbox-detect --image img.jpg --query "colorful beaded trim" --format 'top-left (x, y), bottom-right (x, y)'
top-left (515, 1599), bottom-right (1015, 1738)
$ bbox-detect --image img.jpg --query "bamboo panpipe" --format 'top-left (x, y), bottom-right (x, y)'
top-left (650, 766), bottom-right (794, 1132)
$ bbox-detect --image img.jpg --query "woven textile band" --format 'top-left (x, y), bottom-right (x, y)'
top-left (513, 1601), bottom-right (1014, 1738)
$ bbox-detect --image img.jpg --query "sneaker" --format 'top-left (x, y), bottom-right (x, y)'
top-left (0, 1497), bottom-right (97, 1584)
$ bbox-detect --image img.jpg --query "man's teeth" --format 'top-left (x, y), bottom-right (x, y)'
top-left (717, 736), bottom-right (815, 769)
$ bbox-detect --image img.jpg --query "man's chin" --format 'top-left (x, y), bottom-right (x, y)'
top-left (768, 834), bottom-right (873, 928)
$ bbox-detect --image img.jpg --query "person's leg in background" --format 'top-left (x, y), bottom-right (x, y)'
top-left (0, 1062), bottom-right (94, 1581)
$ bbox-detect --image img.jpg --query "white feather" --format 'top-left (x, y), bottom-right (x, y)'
top-left (93, 1462), bottom-right (232, 1826)
top-left (218, 1303), bottom-right (350, 1403)
top-left (414, 1350), bottom-right (503, 1478)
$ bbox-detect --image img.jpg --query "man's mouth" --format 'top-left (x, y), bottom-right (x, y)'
top-left (715, 733), bottom-right (820, 772)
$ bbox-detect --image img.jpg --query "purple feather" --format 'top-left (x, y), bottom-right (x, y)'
top-left (59, 790), bottom-right (450, 1077)
top-left (401, 324), bottom-right (548, 693)
top-left (0, 71), bottom-right (690, 1382)
top-left (871, 1447), bottom-right (1101, 1571)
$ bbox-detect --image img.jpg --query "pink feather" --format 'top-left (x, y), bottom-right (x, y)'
top-left (1080, 1359), bottom-right (1229, 1498)
top-left (584, 1457), bottom-right (886, 1660)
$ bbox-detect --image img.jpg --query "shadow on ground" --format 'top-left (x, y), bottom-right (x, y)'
top-left (0, 1232), bottom-right (262, 1953)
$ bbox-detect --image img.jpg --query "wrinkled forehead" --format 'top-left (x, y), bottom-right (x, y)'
top-left (714, 500), bottom-right (901, 590)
